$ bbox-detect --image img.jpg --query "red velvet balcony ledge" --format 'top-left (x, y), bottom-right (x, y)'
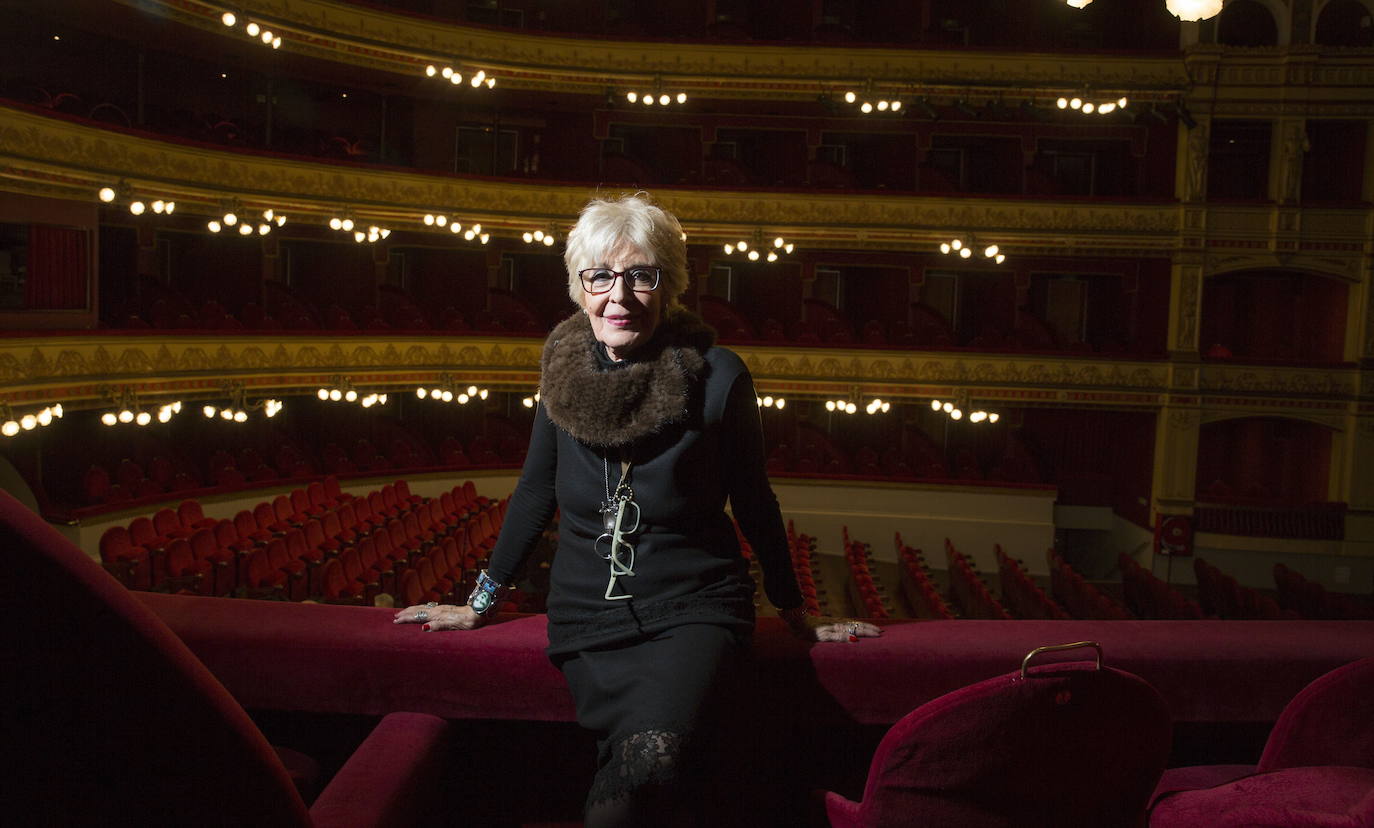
top-left (136, 592), bottom-right (1374, 727)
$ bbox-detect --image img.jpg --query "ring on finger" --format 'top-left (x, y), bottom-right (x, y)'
top-left (847, 622), bottom-right (860, 642)
top-left (425, 601), bottom-right (438, 608)
top-left (415, 610), bottom-right (429, 623)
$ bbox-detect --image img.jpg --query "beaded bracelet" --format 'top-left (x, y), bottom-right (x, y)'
top-left (467, 569), bottom-right (506, 616)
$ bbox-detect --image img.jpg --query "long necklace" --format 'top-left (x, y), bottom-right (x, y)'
top-left (596, 451), bottom-right (639, 600)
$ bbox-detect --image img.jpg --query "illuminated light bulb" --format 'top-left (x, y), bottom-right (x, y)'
top-left (951, 239), bottom-right (962, 250)
top-left (441, 390), bottom-right (453, 402)
top-left (881, 402), bottom-right (890, 412)
top-left (233, 411), bottom-right (247, 423)
top-left (329, 389), bottom-right (342, 401)
top-left (861, 102), bottom-right (873, 113)
top-left (523, 397), bottom-right (533, 408)
top-left (118, 409), bottom-right (134, 423)
top-left (826, 401), bottom-right (836, 412)
top-left (157, 408), bottom-right (171, 423)
top-left (756, 397), bottom-right (763, 407)
top-left (246, 22), bottom-right (260, 36)
top-left (344, 389), bottom-right (357, 402)
top-left (463, 230), bottom-right (475, 241)
top-left (1099, 102), bottom-right (1115, 114)
top-left (259, 223), bottom-right (271, 235)
top-left (984, 244), bottom-right (999, 257)
top-left (1082, 102), bottom-right (1095, 114)
top-left (724, 244), bottom-right (734, 255)
top-left (239, 224), bottom-right (253, 236)
top-left (784, 243), bottom-right (794, 254)
top-left (379, 394), bottom-right (387, 405)
top-left (950, 409), bottom-right (962, 420)
top-left (472, 223), bottom-right (482, 234)
top-left (98, 187), bottom-right (116, 202)
top-left (659, 94), bottom-right (669, 105)
top-left (1, 421), bottom-right (18, 437)
top-left (223, 212), bottom-right (238, 226)
top-left (102, 412), bottom-right (117, 426)
top-left (877, 100), bottom-right (889, 111)
top-left (451, 223), bottom-right (463, 235)
top-left (129, 201), bottom-right (145, 215)
top-left (471, 75), bottom-right (483, 88)
top-left (341, 219), bottom-right (354, 231)
top-left (424, 214), bottom-right (436, 226)
top-left (943, 402), bottom-right (953, 413)
top-left (479, 234), bottom-right (489, 244)
top-left (466, 385), bottom-right (478, 396)
top-left (416, 388), bottom-right (428, 399)
top-left (959, 247), bottom-right (972, 258)
top-left (763, 396), bottom-right (774, 407)
top-left (222, 11), bottom-right (237, 26)
top-left (940, 242), bottom-right (951, 254)
top-left (376, 229), bottom-right (389, 240)
top-left (891, 101), bottom-right (901, 112)
top-left (737, 241), bottom-right (748, 252)
top-left (450, 73), bottom-right (462, 85)
top-left (426, 65), bottom-right (438, 78)
top-left (328, 217), bottom-right (342, 230)
top-left (434, 215), bottom-right (448, 228)
top-left (1118, 97), bottom-right (1128, 108)
top-left (485, 77), bottom-right (495, 89)
top-left (774, 237), bottom-right (784, 248)
top-left (932, 400), bottom-right (942, 410)
top-left (676, 92), bottom-right (686, 104)
top-left (20, 414), bottom-right (37, 430)
top-left (533, 230), bottom-right (544, 241)
top-left (151, 200), bottom-right (166, 214)
top-left (1069, 97), bottom-right (1083, 110)
top-left (845, 92), bottom-right (856, 103)
top-left (644, 96), bottom-right (654, 106)
top-left (627, 92), bottom-right (638, 103)
top-left (748, 250), bottom-right (759, 261)
top-left (354, 231), bottom-right (365, 243)
top-left (440, 66), bottom-right (454, 80)
top-left (261, 30), bottom-right (273, 44)
top-left (543, 235), bottom-right (554, 246)
top-left (989, 413), bottom-right (999, 423)
top-left (523, 232), bottom-right (533, 243)
top-left (361, 396), bottom-right (374, 408)
top-left (272, 37), bottom-right (281, 48)
top-left (208, 220), bottom-right (221, 233)
top-left (845, 403), bottom-right (856, 414)
top-left (135, 411), bottom-right (151, 426)
top-left (458, 393), bottom-right (470, 404)
top-left (479, 389), bottom-right (489, 399)
top-left (767, 252), bottom-right (778, 262)
top-left (35, 409), bottom-right (51, 427)
top-left (316, 389), bottom-right (329, 400)
top-left (995, 254), bottom-right (1006, 264)
top-left (774, 398), bottom-right (785, 409)
top-left (220, 408), bottom-right (234, 420)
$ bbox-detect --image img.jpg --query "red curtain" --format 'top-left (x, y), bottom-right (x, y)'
top-left (25, 225), bottom-right (88, 309)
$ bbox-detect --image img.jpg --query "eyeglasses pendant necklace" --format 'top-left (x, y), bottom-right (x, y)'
top-left (597, 453), bottom-right (640, 600)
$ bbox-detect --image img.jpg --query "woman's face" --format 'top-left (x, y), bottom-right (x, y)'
top-left (583, 243), bottom-right (663, 361)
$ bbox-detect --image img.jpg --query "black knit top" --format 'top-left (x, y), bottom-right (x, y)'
top-left (486, 340), bottom-right (803, 657)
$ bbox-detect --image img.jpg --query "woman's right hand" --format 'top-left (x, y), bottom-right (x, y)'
top-left (393, 603), bottom-right (484, 631)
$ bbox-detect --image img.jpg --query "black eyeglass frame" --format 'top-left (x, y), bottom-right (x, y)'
top-left (577, 266), bottom-right (663, 295)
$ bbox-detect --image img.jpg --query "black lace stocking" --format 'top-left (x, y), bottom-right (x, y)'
top-left (585, 729), bottom-right (695, 828)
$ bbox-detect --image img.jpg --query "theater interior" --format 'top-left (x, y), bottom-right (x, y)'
top-left (2, 0), bottom-right (1374, 824)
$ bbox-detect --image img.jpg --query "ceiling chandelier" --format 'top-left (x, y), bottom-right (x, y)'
top-left (1165, 0), bottom-right (1224, 21)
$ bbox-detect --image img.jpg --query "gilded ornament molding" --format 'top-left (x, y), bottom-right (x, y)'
top-left (0, 103), bottom-right (1191, 252)
top-left (0, 333), bottom-right (1357, 419)
top-left (124, 0), bottom-right (1191, 100)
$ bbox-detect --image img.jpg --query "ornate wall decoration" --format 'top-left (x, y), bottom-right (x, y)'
top-left (1173, 265), bottom-right (1203, 353)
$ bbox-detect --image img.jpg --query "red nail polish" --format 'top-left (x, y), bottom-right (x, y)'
top-left (422, 624), bottom-right (431, 631)
top-left (848, 634), bottom-right (859, 642)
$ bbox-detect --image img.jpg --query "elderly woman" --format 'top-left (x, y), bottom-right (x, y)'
top-left (395, 194), bottom-right (879, 825)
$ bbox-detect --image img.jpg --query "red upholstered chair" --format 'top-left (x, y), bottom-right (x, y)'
top-left (290, 487), bottom-right (317, 522)
top-left (818, 643), bottom-right (1171, 828)
top-left (1, 489), bottom-right (451, 826)
top-left (322, 474), bottom-right (353, 504)
top-left (394, 478), bottom-right (424, 506)
top-left (98, 526), bottom-right (150, 589)
top-left (397, 568), bottom-right (424, 607)
top-left (189, 527), bottom-right (235, 596)
top-left (255, 500), bottom-right (289, 536)
top-left (1148, 767), bottom-right (1374, 828)
top-left (177, 499), bottom-right (217, 532)
top-left (1149, 658), bottom-right (1374, 824)
top-left (153, 507), bottom-right (192, 542)
top-left (161, 538), bottom-right (211, 594)
top-left (244, 546), bottom-right (289, 600)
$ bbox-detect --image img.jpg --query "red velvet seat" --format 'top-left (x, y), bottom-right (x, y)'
top-left (98, 525), bottom-right (150, 589)
top-left (233, 508), bottom-right (272, 546)
top-left (290, 487), bottom-right (318, 522)
top-left (161, 538), bottom-right (211, 594)
top-left (1148, 766), bottom-right (1374, 828)
top-left (322, 476), bottom-right (355, 509)
top-left (1, 490), bottom-right (451, 826)
top-left (177, 499), bottom-right (217, 532)
top-left (153, 506), bottom-right (192, 542)
top-left (255, 500), bottom-right (290, 535)
top-left (1149, 657), bottom-right (1374, 821)
top-left (394, 478), bottom-right (423, 506)
top-left (396, 568), bottom-right (424, 607)
top-left (818, 645), bottom-right (1171, 828)
top-left (189, 527), bottom-right (235, 595)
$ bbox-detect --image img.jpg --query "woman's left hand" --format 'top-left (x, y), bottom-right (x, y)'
top-left (787, 613), bottom-right (883, 643)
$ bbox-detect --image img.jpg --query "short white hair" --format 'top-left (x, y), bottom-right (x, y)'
top-left (563, 193), bottom-right (688, 310)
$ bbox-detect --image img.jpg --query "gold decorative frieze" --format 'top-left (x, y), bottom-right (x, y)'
top-left (0, 103), bottom-right (1190, 252)
top-left (0, 333), bottom-right (1355, 418)
top-left (126, 0), bottom-right (1191, 100)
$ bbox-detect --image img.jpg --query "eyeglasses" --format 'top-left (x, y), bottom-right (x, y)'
top-left (579, 266), bottom-right (662, 295)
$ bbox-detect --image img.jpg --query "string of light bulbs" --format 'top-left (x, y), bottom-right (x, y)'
top-left (218, 10), bottom-right (282, 48)
top-left (421, 214), bottom-right (490, 244)
top-left (939, 238), bottom-right (1005, 265)
top-left (424, 65), bottom-right (496, 90)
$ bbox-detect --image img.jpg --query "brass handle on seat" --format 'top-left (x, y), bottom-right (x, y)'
top-left (1019, 641), bottom-right (1102, 679)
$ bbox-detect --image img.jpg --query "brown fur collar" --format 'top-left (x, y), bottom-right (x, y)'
top-left (540, 307), bottom-right (716, 449)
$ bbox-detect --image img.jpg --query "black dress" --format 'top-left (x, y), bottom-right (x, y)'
top-left (485, 310), bottom-right (802, 819)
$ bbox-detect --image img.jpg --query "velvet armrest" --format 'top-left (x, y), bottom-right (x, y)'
top-left (309, 712), bottom-right (450, 828)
